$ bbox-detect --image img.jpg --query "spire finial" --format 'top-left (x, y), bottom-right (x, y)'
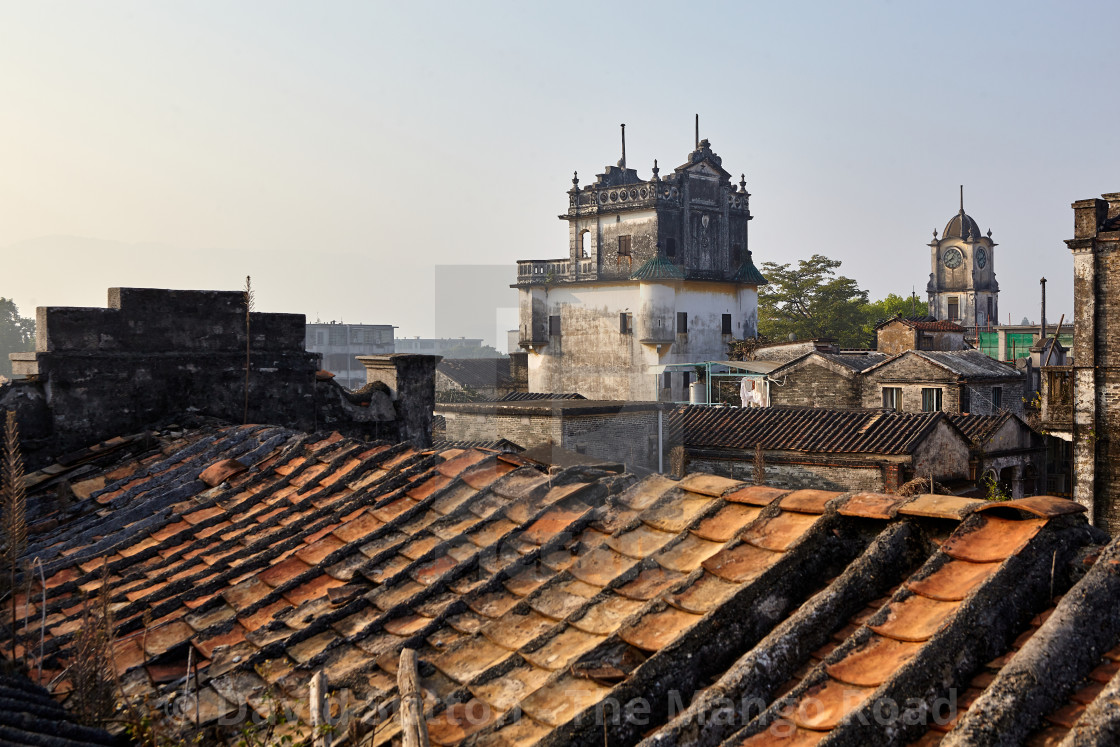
top-left (740, 173), bottom-right (746, 191)
top-left (572, 171), bottom-right (579, 188)
top-left (620, 123), bottom-right (626, 168)
top-left (651, 159), bottom-right (659, 180)
top-left (695, 114), bottom-right (699, 149)
top-left (960, 184), bottom-right (964, 213)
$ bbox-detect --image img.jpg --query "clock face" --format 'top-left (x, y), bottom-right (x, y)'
top-left (976, 247), bottom-right (988, 269)
top-left (943, 247), bottom-right (963, 269)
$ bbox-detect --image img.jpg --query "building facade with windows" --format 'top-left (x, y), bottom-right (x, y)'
top-left (515, 135), bottom-right (767, 401)
top-left (861, 350), bottom-right (1024, 416)
top-left (926, 191), bottom-right (999, 331)
top-left (305, 322), bottom-right (394, 390)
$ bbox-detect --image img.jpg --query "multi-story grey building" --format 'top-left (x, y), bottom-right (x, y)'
top-left (305, 322), bottom-right (394, 390)
top-left (515, 130), bottom-right (767, 402)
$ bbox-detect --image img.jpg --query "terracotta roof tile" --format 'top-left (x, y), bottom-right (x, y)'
top-left (941, 515), bottom-right (1046, 563)
top-left (742, 511), bottom-right (820, 552)
top-left (826, 635), bottom-right (922, 687)
top-left (870, 594), bottom-right (960, 642)
top-left (664, 571), bottom-right (741, 614)
top-left (898, 494), bottom-right (986, 520)
top-left (677, 473), bottom-right (744, 497)
top-left (642, 494), bottom-right (716, 532)
top-left (655, 534), bottom-right (725, 573)
top-left (788, 677), bottom-right (876, 731)
top-left (906, 559), bottom-right (1001, 601)
top-left (703, 543), bottom-right (784, 584)
top-left (779, 489), bottom-right (844, 515)
top-left (522, 626), bottom-right (606, 670)
top-left (619, 606), bottom-right (703, 652)
top-left (569, 595), bottom-right (646, 635)
top-left (692, 503), bottom-right (763, 542)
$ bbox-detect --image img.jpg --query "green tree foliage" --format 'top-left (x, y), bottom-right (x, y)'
top-left (0, 299), bottom-right (35, 380)
top-left (757, 257), bottom-right (923, 349)
top-left (757, 255), bottom-right (870, 348)
top-left (860, 292), bottom-right (925, 344)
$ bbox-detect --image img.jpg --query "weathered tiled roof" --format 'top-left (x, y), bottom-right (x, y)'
top-left (494, 392), bottom-right (585, 402)
top-left (668, 405), bottom-right (949, 455)
top-left (630, 255), bottom-right (686, 281)
top-left (946, 411), bottom-right (1018, 445)
top-left (731, 255), bottom-right (769, 286)
top-left (437, 358), bottom-right (513, 390)
top-left (874, 315), bottom-right (965, 333)
top-left (0, 671), bottom-right (115, 746)
top-left (9, 424), bottom-right (1120, 746)
top-left (864, 349), bottom-right (1022, 380)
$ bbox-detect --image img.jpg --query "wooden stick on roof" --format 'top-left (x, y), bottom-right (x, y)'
top-left (399, 648), bottom-right (430, 747)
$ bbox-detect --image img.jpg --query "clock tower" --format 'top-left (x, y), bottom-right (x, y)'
top-left (926, 187), bottom-right (998, 329)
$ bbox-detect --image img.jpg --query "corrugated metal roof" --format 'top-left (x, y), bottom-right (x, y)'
top-left (668, 405), bottom-right (948, 455)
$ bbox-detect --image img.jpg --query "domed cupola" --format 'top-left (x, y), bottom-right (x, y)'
top-left (925, 186), bottom-right (999, 329)
top-left (943, 208), bottom-right (982, 240)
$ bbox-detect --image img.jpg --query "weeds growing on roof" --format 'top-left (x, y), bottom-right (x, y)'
top-left (69, 561), bottom-right (116, 726)
top-left (2, 409), bottom-right (27, 666)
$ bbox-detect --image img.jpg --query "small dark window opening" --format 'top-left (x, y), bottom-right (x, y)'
top-left (992, 386), bottom-right (1002, 411)
top-left (677, 311), bottom-right (688, 334)
top-left (549, 315), bottom-right (561, 336)
top-left (722, 314), bottom-right (732, 335)
top-left (666, 237), bottom-right (677, 257)
top-left (960, 386), bottom-right (971, 414)
top-left (731, 244), bottom-right (742, 264)
top-left (947, 297), bottom-right (960, 321)
top-left (617, 235), bottom-right (632, 267)
top-left (922, 387), bottom-right (943, 412)
top-left (987, 297), bottom-right (994, 321)
top-left (620, 312), bottom-right (633, 334)
top-left (683, 371), bottom-right (691, 387)
top-left (662, 371), bottom-right (672, 390)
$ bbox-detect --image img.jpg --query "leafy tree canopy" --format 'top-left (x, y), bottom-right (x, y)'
top-left (758, 255), bottom-right (870, 348)
top-left (0, 299), bottom-right (35, 380)
top-left (757, 256), bottom-right (920, 349)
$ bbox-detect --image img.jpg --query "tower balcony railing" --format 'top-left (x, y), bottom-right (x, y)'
top-left (516, 259), bottom-right (597, 284)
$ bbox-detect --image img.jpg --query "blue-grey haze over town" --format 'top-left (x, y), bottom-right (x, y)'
top-left (2, 0), bottom-right (1118, 349)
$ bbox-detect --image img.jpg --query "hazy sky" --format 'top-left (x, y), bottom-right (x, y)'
top-left (3, 1), bottom-right (1117, 350)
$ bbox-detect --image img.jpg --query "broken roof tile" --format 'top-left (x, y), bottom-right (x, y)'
top-left (199, 458), bottom-right (248, 487)
top-left (469, 665), bottom-right (554, 715)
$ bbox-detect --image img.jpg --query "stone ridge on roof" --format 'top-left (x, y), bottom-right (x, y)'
top-left (7, 423), bottom-right (1116, 747)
